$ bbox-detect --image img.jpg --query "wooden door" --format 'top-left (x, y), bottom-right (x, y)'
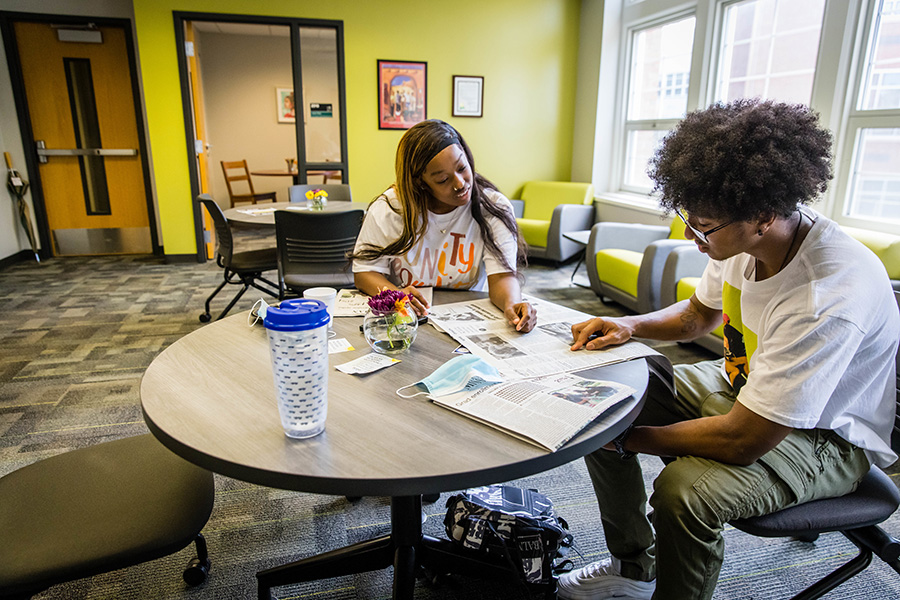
top-left (185, 21), bottom-right (215, 259)
top-left (14, 21), bottom-right (151, 256)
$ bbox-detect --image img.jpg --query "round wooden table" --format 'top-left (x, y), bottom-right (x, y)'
top-left (223, 200), bottom-right (369, 227)
top-left (141, 291), bottom-right (650, 598)
top-left (251, 169), bottom-right (342, 184)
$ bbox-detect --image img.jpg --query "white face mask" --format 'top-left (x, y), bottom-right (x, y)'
top-left (396, 354), bottom-right (504, 398)
top-left (248, 298), bottom-right (270, 327)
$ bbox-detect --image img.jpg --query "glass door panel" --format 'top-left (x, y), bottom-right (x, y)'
top-left (299, 26), bottom-right (342, 180)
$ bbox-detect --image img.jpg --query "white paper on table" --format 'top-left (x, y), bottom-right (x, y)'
top-left (334, 287), bottom-right (434, 317)
top-left (336, 353), bottom-right (400, 374)
top-left (236, 207), bottom-right (277, 215)
top-left (328, 338), bottom-right (355, 354)
top-left (334, 289), bottom-right (370, 316)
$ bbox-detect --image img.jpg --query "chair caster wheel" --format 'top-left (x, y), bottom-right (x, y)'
top-left (199, 313), bottom-right (212, 323)
top-left (183, 556), bottom-right (210, 586)
top-left (422, 493), bottom-right (440, 503)
top-left (345, 495), bottom-right (361, 501)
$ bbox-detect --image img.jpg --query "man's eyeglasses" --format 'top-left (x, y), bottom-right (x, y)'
top-left (675, 209), bottom-right (733, 244)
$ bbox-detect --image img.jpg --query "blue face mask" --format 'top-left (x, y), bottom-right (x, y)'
top-left (396, 354), bottom-right (504, 398)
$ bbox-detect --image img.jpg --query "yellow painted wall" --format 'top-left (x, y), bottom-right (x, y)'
top-left (133, 0), bottom-right (581, 256)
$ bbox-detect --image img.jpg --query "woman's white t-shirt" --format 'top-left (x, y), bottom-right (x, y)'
top-left (352, 187), bottom-right (518, 291)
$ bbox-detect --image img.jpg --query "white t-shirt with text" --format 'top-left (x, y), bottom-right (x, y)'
top-left (352, 188), bottom-right (518, 291)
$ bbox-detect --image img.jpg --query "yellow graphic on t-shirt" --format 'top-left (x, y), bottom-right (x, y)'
top-left (393, 231), bottom-right (476, 288)
top-left (721, 282), bottom-right (757, 391)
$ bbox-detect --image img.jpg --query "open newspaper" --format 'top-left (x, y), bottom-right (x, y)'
top-left (433, 370), bottom-right (635, 451)
top-left (424, 296), bottom-right (664, 451)
top-left (428, 296), bottom-right (660, 379)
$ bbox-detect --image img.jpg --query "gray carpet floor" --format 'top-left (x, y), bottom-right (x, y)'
top-left (0, 237), bottom-right (898, 600)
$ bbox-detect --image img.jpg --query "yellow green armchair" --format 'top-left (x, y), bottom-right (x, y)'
top-left (509, 181), bottom-right (595, 263)
top-left (842, 226), bottom-right (900, 291)
top-left (586, 218), bottom-right (691, 313)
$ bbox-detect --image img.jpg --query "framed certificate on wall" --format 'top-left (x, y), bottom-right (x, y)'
top-left (452, 75), bottom-right (483, 118)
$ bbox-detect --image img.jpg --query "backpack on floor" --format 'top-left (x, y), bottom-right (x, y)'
top-left (443, 485), bottom-right (574, 586)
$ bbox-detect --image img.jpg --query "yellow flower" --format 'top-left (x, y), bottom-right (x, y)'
top-left (319, 190), bottom-right (328, 198)
top-left (305, 190), bottom-right (314, 200)
top-left (393, 296), bottom-right (410, 318)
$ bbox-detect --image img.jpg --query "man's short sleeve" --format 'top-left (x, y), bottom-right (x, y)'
top-left (694, 258), bottom-right (724, 310)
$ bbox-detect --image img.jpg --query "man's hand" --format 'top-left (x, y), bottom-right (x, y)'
top-left (505, 301), bottom-right (537, 333)
top-left (570, 316), bottom-right (635, 351)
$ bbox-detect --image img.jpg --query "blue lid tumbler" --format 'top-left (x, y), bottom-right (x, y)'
top-left (263, 299), bottom-right (330, 439)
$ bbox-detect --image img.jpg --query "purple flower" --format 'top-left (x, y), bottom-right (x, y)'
top-left (368, 289), bottom-right (410, 316)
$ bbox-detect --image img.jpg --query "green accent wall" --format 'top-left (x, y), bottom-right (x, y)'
top-left (132, 0), bottom-right (581, 256)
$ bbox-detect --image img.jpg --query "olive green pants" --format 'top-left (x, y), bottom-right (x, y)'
top-left (584, 358), bottom-right (870, 600)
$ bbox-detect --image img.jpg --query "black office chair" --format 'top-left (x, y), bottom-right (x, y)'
top-left (274, 208), bottom-right (364, 299)
top-left (728, 290), bottom-right (900, 599)
top-left (288, 183), bottom-right (353, 203)
top-left (0, 434), bottom-right (215, 599)
top-left (198, 195), bottom-right (279, 322)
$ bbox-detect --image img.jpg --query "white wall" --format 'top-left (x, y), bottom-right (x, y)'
top-left (0, 30), bottom-right (28, 259)
top-left (199, 31), bottom-right (296, 205)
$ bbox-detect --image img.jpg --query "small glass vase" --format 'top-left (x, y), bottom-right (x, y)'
top-left (309, 196), bottom-right (327, 211)
top-left (362, 309), bottom-right (418, 355)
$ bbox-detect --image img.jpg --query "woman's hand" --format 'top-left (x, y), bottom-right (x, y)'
top-left (400, 285), bottom-right (430, 316)
top-left (354, 272), bottom-right (430, 316)
top-left (570, 316), bottom-right (634, 351)
top-left (505, 301), bottom-right (536, 333)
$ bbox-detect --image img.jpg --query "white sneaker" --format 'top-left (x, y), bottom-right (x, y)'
top-left (557, 557), bottom-right (655, 600)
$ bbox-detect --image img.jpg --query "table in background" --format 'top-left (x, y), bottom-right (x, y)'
top-left (223, 201), bottom-right (369, 227)
top-left (563, 229), bottom-right (592, 288)
top-left (251, 169), bottom-right (342, 184)
top-left (140, 291), bottom-right (649, 599)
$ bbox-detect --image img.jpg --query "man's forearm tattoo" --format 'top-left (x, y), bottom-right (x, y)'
top-left (680, 303), bottom-right (699, 335)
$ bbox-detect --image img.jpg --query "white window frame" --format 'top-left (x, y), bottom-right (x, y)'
top-left (831, 0), bottom-right (900, 231)
top-left (595, 0), bottom-right (898, 234)
top-left (619, 10), bottom-right (696, 195)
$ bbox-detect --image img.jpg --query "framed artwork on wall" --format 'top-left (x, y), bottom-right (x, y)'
top-left (377, 60), bottom-right (427, 130)
top-left (452, 75), bottom-right (483, 117)
top-left (276, 88), bottom-right (296, 123)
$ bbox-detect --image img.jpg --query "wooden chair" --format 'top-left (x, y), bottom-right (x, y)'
top-left (220, 160), bottom-right (277, 208)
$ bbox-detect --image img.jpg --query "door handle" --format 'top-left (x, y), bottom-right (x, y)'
top-left (35, 140), bottom-right (138, 163)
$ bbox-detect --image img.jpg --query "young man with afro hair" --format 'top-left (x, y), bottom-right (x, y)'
top-left (558, 99), bottom-right (899, 600)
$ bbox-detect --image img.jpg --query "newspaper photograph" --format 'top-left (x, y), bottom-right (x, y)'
top-left (433, 371), bottom-right (636, 452)
top-left (427, 296), bottom-right (660, 378)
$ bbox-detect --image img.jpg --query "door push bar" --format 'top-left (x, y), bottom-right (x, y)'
top-left (35, 140), bottom-right (138, 164)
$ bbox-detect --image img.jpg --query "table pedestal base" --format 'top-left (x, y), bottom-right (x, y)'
top-left (257, 495), bottom-right (557, 599)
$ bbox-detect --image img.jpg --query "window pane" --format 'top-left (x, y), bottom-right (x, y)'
top-left (860, 0), bottom-right (900, 110)
top-left (300, 26), bottom-right (342, 164)
top-left (847, 128), bottom-right (900, 223)
top-left (623, 129), bottom-right (668, 190)
top-left (717, 0), bottom-right (825, 105)
top-left (64, 58), bottom-right (111, 216)
top-left (628, 17), bottom-right (695, 120)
